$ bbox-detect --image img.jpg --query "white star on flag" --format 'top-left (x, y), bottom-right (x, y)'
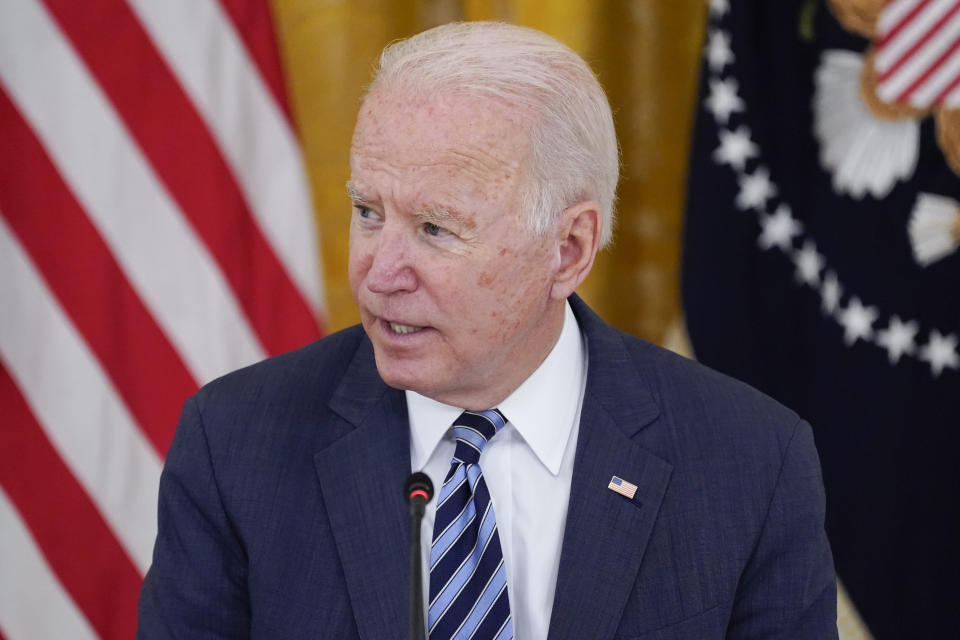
top-left (838, 297), bottom-right (878, 346)
top-left (709, 0), bottom-right (730, 18)
top-left (820, 271), bottom-right (843, 316)
top-left (713, 125), bottom-right (758, 171)
top-left (706, 29), bottom-right (734, 72)
top-left (758, 204), bottom-right (802, 251)
top-left (875, 316), bottom-right (919, 364)
top-left (919, 330), bottom-right (959, 377)
top-left (792, 240), bottom-right (824, 286)
top-left (736, 165), bottom-right (776, 211)
top-left (705, 77), bottom-right (745, 124)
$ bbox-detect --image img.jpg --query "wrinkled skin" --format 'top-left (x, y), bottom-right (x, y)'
top-left (347, 86), bottom-right (599, 410)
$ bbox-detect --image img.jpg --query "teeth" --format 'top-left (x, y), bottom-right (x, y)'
top-left (389, 322), bottom-right (423, 335)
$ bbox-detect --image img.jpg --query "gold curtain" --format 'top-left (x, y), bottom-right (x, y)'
top-left (271, 0), bottom-right (706, 345)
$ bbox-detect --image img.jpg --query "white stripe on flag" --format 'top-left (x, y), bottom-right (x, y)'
top-left (879, 0), bottom-right (925, 35)
top-left (127, 0), bottom-right (325, 314)
top-left (0, 215), bottom-right (161, 573)
top-left (0, 487), bottom-right (98, 640)
top-left (0, 0), bottom-right (266, 385)
top-left (911, 28), bottom-right (960, 103)
top-left (876, 0), bottom-right (957, 73)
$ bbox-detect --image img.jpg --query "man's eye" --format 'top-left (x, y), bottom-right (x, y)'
top-left (354, 205), bottom-right (382, 222)
top-left (424, 222), bottom-right (449, 237)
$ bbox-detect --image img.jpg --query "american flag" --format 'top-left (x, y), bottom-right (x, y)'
top-left (607, 475), bottom-right (638, 500)
top-left (875, 0), bottom-right (960, 107)
top-left (0, 1), bottom-right (324, 637)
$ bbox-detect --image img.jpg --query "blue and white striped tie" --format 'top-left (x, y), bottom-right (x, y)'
top-left (428, 409), bottom-right (512, 640)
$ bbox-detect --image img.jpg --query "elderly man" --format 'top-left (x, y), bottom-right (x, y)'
top-left (138, 21), bottom-right (837, 640)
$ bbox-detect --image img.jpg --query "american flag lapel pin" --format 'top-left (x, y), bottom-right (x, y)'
top-left (607, 475), bottom-right (638, 499)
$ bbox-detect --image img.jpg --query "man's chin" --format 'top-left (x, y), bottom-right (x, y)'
top-left (371, 351), bottom-right (434, 394)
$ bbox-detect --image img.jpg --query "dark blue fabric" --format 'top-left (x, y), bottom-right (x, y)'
top-left (137, 295), bottom-right (836, 639)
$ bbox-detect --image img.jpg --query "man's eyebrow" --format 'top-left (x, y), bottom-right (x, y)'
top-left (414, 205), bottom-right (476, 231)
top-left (345, 182), bottom-right (369, 205)
top-left (414, 206), bottom-right (456, 223)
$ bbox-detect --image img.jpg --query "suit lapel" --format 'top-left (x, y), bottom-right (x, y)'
top-left (547, 298), bottom-right (674, 639)
top-left (314, 337), bottom-right (411, 640)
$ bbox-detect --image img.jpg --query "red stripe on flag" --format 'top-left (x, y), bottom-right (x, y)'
top-left (217, 0), bottom-right (293, 123)
top-left (0, 87), bottom-right (193, 457)
top-left (878, 0), bottom-right (934, 48)
top-left (879, 0), bottom-right (960, 83)
top-left (0, 365), bottom-right (142, 640)
top-left (40, 0), bottom-right (322, 357)
top-left (896, 28), bottom-right (960, 101)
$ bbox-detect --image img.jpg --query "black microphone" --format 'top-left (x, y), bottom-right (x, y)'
top-left (405, 472), bottom-right (434, 640)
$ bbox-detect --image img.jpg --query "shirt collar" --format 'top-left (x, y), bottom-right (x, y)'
top-left (407, 301), bottom-right (585, 476)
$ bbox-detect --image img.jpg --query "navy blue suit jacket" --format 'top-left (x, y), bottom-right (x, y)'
top-left (138, 296), bottom-right (837, 638)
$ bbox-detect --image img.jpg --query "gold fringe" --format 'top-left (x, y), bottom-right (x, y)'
top-left (935, 107), bottom-right (960, 177)
top-left (827, 0), bottom-right (885, 39)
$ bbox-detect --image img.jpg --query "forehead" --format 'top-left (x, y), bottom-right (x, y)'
top-left (349, 87), bottom-right (530, 197)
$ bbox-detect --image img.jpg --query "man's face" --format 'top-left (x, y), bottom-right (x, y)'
top-left (347, 87), bottom-right (565, 409)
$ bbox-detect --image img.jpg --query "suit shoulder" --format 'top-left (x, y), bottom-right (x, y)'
top-left (192, 323), bottom-right (368, 415)
top-left (168, 324), bottom-right (373, 491)
top-left (573, 295), bottom-right (800, 445)
top-left (617, 330), bottom-right (803, 448)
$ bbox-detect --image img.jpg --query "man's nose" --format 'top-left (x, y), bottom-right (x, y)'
top-left (365, 225), bottom-right (417, 294)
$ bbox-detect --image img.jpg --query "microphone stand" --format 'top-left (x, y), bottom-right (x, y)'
top-left (405, 472), bottom-right (433, 640)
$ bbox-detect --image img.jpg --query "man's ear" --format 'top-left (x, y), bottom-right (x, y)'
top-left (550, 200), bottom-right (602, 300)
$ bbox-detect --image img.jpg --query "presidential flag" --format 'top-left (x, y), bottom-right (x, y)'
top-left (0, 1), bottom-right (324, 638)
top-left (683, 0), bottom-right (959, 636)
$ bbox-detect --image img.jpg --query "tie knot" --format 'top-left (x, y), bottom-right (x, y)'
top-left (451, 408), bottom-right (506, 465)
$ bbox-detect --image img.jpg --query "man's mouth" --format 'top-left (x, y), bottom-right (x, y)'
top-left (388, 321), bottom-right (424, 335)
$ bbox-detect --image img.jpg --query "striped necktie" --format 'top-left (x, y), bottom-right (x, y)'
top-left (427, 409), bottom-right (513, 640)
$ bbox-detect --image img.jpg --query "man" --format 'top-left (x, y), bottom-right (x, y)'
top-left (138, 21), bottom-right (837, 639)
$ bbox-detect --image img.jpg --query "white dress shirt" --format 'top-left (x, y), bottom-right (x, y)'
top-left (408, 301), bottom-right (587, 639)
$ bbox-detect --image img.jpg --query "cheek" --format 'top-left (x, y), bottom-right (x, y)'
top-left (474, 246), bottom-right (521, 291)
top-left (480, 244), bottom-right (550, 295)
top-left (499, 254), bottom-right (555, 324)
top-left (470, 268), bottom-right (542, 337)
top-left (477, 271), bottom-right (496, 287)
top-left (347, 240), bottom-right (372, 292)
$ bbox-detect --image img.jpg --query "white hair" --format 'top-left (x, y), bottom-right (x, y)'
top-left (370, 21), bottom-right (619, 247)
